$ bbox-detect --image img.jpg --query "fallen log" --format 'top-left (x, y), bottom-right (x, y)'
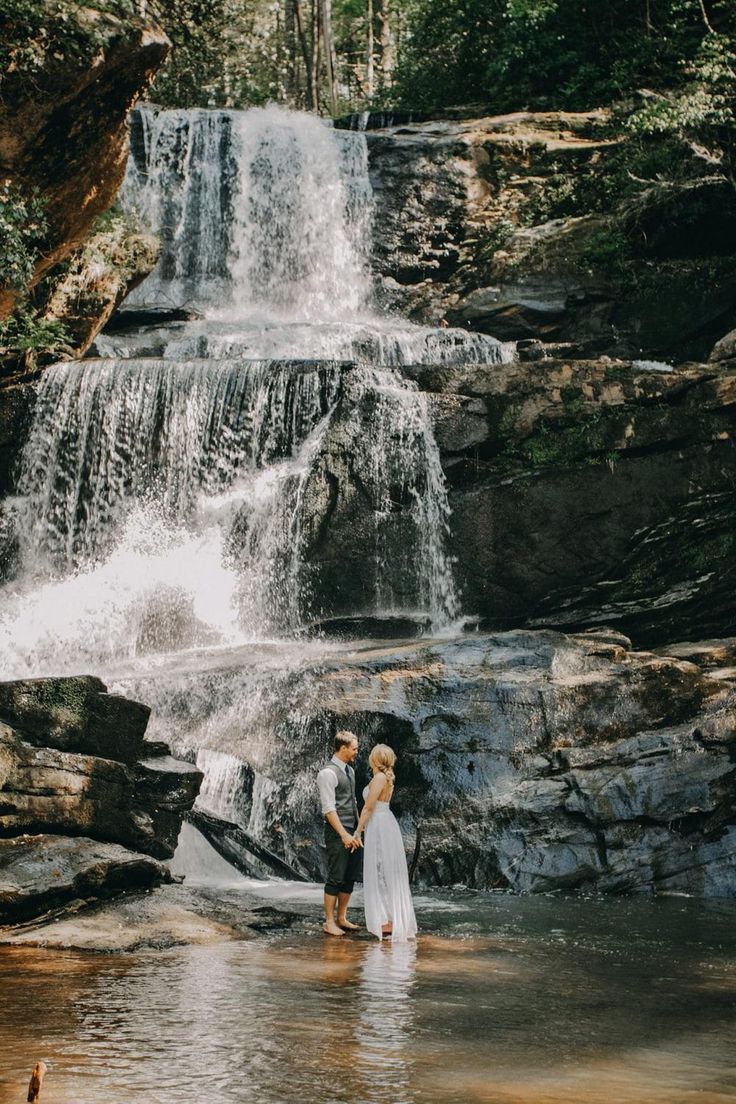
top-left (188, 809), bottom-right (309, 882)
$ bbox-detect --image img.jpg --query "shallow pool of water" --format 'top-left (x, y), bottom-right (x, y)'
top-left (2, 890), bottom-right (736, 1104)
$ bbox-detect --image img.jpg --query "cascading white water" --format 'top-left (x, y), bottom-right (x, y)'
top-left (1, 358), bottom-right (340, 672)
top-left (118, 103), bottom-right (512, 365)
top-left (93, 318), bottom-right (512, 367)
top-left (342, 368), bottom-right (459, 622)
top-left (13, 357), bottom-right (341, 572)
top-left (124, 104), bottom-right (372, 321)
top-left (0, 104), bottom-right (506, 858)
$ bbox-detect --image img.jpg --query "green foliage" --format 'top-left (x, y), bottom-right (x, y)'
top-left (149, 0), bottom-right (283, 109)
top-left (0, 307), bottom-right (71, 370)
top-left (392, 0), bottom-right (734, 113)
top-left (0, 184), bottom-right (48, 292)
top-left (477, 219), bottom-right (515, 262)
top-left (582, 225), bottom-right (632, 271)
top-left (147, 0), bottom-right (398, 111)
top-left (626, 32), bottom-right (736, 185)
top-left (0, 0), bottom-right (148, 89)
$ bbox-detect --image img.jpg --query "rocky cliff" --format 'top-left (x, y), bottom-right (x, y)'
top-left (356, 111), bottom-right (736, 362)
top-left (293, 355), bottom-right (736, 647)
top-left (0, 4), bottom-right (167, 376)
top-left (0, 4), bottom-right (168, 319)
top-left (0, 676), bottom-right (201, 921)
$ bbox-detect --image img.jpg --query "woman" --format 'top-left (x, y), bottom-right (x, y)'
top-left (353, 744), bottom-right (417, 942)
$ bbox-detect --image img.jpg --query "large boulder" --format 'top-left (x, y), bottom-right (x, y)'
top-left (710, 328), bottom-right (736, 363)
top-left (0, 674), bottom-right (202, 922)
top-left (0, 675), bottom-right (149, 762)
top-left (41, 213), bottom-right (161, 359)
top-left (120, 630), bottom-right (736, 897)
top-left (0, 4), bottom-right (169, 320)
top-left (0, 835), bottom-right (169, 923)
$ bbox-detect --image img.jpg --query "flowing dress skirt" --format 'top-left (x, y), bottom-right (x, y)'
top-left (363, 802), bottom-right (417, 942)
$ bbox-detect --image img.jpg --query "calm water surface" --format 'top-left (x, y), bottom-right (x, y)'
top-left (2, 890), bottom-right (736, 1104)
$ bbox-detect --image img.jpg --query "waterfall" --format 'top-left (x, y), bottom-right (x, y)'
top-left (14, 357), bottom-right (341, 572)
top-left (117, 103), bottom-right (512, 366)
top-left (123, 104), bottom-right (372, 319)
top-left (0, 104), bottom-right (508, 862)
top-left (2, 357), bottom-right (457, 675)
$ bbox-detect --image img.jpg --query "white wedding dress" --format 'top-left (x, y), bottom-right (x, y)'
top-left (362, 785), bottom-right (418, 942)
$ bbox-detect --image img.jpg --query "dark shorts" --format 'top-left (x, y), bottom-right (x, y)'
top-left (324, 824), bottom-right (363, 896)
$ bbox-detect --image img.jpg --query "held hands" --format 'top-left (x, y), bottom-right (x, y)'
top-left (341, 832), bottom-right (363, 851)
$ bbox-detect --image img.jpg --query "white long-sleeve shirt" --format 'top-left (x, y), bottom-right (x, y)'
top-left (317, 755), bottom-right (348, 815)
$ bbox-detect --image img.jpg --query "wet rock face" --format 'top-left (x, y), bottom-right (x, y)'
top-left (306, 357), bottom-right (736, 646)
top-left (312, 631), bottom-right (736, 896)
top-left (367, 127), bottom-right (469, 309)
top-left (137, 630), bottom-right (736, 897)
top-left (0, 675), bottom-right (202, 922)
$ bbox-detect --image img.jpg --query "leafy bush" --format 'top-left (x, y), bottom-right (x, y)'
top-left (626, 32), bottom-right (736, 187)
top-left (0, 307), bottom-right (71, 371)
top-left (0, 184), bottom-right (48, 293)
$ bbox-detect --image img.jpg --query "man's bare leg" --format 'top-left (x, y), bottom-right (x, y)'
top-left (337, 891), bottom-right (359, 930)
top-left (323, 892), bottom-right (344, 936)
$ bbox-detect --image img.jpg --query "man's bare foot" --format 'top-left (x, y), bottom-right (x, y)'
top-left (323, 921), bottom-right (345, 936)
top-left (338, 919), bottom-right (360, 931)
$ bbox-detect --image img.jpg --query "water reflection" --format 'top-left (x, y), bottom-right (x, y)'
top-left (357, 942), bottom-right (417, 1104)
top-left (2, 893), bottom-right (736, 1104)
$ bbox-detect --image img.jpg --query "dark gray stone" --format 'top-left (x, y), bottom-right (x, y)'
top-left (0, 834), bottom-right (170, 922)
top-left (0, 676), bottom-right (150, 763)
top-left (123, 630), bottom-right (736, 898)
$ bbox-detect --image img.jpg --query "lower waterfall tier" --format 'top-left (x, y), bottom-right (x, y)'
top-left (1, 352), bottom-right (734, 679)
top-left (0, 355), bottom-right (462, 676)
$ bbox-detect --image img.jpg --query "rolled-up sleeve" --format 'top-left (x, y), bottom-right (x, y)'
top-left (317, 767), bottom-right (338, 815)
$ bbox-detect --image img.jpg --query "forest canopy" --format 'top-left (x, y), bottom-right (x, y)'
top-left (138, 0), bottom-right (734, 119)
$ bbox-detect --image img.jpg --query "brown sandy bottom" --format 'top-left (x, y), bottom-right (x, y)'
top-left (2, 892), bottom-right (736, 1104)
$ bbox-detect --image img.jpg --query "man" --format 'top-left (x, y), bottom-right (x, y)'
top-left (317, 729), bottom-right (363, 936)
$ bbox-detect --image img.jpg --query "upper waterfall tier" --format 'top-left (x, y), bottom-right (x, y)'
top-left (123, 104), bottom-right (372, 319)
top-left (120, 104), bottom-right (512, 367)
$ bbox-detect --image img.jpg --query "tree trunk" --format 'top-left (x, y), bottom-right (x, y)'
top-left (698, 0), bottom-right (714, 32)
top-left (366, 0), bottom-right (374, 98)
top-left (285, 0), bottom-right (298, 102)
top-left (293, 0), bottom-right (315, 109)
top-left (377, 0), bottom-right (394, 89)
top-left (310, 0), bottom-right (321, 112)
top-left (322, 0), bottom-right (339, 115)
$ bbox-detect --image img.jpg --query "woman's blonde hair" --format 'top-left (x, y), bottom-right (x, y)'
top-left (369, 743), bottom-right (396, 787)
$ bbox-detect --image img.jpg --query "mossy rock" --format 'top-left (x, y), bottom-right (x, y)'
top-left (0, 675), bottom-right (150, 762)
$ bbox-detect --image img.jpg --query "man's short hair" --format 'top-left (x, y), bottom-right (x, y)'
top-left (335, 729), bottom-right (358, 752)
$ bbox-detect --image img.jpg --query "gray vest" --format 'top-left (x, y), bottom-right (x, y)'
top-left (326, 762), bottom-right (359, 830)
